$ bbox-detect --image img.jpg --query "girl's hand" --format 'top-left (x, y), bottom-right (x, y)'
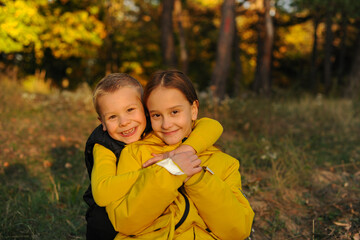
top-left (170, 151), bottom-right (202, 181)
top-left (143, 144), bottom-right (195, 168)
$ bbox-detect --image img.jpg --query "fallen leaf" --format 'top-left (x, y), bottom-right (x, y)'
top-left (60, 135), bottom-right (66, 142)
top-left (43, 160), bottom-right (52, 168)
top-left (333, 221), bottom-right (351, 231)
top-left (353, 233), bottom-right (360, 240)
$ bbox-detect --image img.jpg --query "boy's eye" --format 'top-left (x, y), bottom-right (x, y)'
top-left (171, 110), bottom-right (179, 115)
top-left (108, 115), bottom-right (117, 120)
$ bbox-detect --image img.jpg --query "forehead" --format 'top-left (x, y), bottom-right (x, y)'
top-left (147, 87), bottom-right (188, 109)
top-left (99, 86), bottom-right (142, 108)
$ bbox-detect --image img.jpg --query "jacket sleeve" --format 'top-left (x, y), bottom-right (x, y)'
top-left (105, 146), bottom-right (187, 235)
top-left (183, 117), bottom-right (223, 153)
top-left (184, 153), bottom-right (254, 240)
top-left (91, 144), bottom-right (140, 206)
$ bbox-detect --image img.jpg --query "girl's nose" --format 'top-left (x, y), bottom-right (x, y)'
top-left (161, 117), bottom-right (172, 129)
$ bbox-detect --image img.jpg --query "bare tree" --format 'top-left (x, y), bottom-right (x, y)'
top-left (174, 0), bottom-right (188, 74)
top-left (253, 0), bottom-right (274, 96)
top-left (233, 16), bottom-right (243, 97)
top-left (310, 14), bottom-right (320, 90)
top-left (161, 0), bottom-right (176, 68)
top-left (324, 7), bottom-right (333, 93)
top-left (210, 0), bottom-right (236, 100)
top-left (345, 27), bottom-right (360, 98)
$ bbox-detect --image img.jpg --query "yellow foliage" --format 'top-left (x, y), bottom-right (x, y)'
top-left (0, 0), bottom-right (45, 54)
top-left (281, 21), bottom-right (314, 58)
top-left (192, 0), bottom-right (221, 8)
top-left (120, 62), bottom-right (144, 75)
top-left (40, 9), bottom-right (106, 59)
top-left (0, 0), bottom-right (105, 60)
top-left (22, 75), bottom-right (52, 95)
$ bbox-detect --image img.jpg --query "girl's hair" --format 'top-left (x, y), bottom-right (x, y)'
top-left (93, 73), bottom-right (143, 116)
top-left (143, 70), bottom-right (198, 106)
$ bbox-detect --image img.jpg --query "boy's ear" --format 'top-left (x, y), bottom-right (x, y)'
top-left (191, 100), bottom-right (199, 121)
top-left (98, 116), bottom-right (107, 131)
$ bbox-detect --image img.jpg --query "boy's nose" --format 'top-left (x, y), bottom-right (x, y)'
top-left (118, 116), bottom-right (130, 126)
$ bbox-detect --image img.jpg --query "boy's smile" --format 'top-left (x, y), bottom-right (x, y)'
top-left (98, 86), bottom-right (146, 144)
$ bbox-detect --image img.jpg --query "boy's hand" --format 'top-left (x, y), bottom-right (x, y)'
top-left (143, 144), bottom-right (196, 168)
top-left (143, 151), bottom-right (202, 182)
top-left (142, 151), bottom-right (174, 168)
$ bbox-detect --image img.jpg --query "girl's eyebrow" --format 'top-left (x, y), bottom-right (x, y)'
top-left (148, 105), bottom-right (184, 113)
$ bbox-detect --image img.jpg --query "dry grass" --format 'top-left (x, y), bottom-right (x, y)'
top-left (1, 77), bottom-right (360, 239)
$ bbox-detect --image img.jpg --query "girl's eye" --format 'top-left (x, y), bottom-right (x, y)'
top-left (151, 113), bottom-right (160, 119)
top-left (171, 110), bottom-right (179, 115)
top-left (127, 107), bottom-right (135, 112)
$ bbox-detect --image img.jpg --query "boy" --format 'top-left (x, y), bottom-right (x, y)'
top-left (83, 73), bottom-right (223, 240)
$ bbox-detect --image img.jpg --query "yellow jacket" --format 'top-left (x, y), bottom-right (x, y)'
top-left (91, 118), bottom-right (223, 207)
top-left (106, 133), bottom-right (254, 240)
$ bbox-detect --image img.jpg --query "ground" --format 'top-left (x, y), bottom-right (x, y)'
top-left (0, 79), bottom-right (359, 239)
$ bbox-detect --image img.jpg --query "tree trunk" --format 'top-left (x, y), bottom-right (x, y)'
top-left (324, 9), bottom-right (333, 93)
top-left (161, 0), bottom-right (176, 68)
top-left (253, 0), bottom-right (274, 96)
top-left (104, 1), bottom-right (114, 75)
top-left (210, 0), bottom-right (236, 100)
top-left (337, 12), bottom-right (347, 87)
top-left (233, 16), bottom-right (243, 97)
top-left (345, 29), bottom-right (360, 98)
top-left (310, 15), bottom-right (319, 91)
top-left (174, 0), bottom-right (188, 74)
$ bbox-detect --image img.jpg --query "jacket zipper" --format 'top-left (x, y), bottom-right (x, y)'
top-left (175, 187), bottom-right (190, 230)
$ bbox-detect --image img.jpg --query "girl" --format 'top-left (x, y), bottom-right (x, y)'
top-left (105, 70), bottom-right (254, 239)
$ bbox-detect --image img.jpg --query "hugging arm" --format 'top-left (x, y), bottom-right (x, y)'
top-left (91, 144), bottom-right (140, 206)
top-left (183, 117), bottom-right (223, 153)
top-left (144, 117), bottom-right (223, 167)
top-left (105, 146), bottom-right (186, 235)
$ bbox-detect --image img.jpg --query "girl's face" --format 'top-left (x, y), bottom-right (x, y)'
top-left (146, 86), bottom-right (198, 145)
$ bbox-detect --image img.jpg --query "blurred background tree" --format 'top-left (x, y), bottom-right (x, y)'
top-left (0, 0), bottom-right (360, 97)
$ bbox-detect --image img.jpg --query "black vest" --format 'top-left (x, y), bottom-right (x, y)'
top-left (83, 125), bottom-right (125, 240)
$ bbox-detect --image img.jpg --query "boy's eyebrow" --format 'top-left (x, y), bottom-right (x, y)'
top-left (103, 103), bottom-right (141, 116)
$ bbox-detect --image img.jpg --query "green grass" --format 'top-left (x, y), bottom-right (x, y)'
top-left (1, 78), bottom-right (360, 239)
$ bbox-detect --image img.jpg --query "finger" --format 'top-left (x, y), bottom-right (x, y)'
top-left (192, 159), bottom-right (202, 167)
top-left (168, 151), bottom-right (175, 158)
top-left (142, 158), bottom-right (159, 168)
top-left (192, 166), bottom-right (203, 174)
top-left (162, 152), bottom-right (170, 159)
top-left (186, 154), bottom-right (198, 161)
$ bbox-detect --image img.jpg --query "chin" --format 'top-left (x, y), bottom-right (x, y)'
top-left (164, 138), bottom-right (182, 145)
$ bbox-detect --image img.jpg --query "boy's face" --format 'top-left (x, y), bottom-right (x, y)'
top-left (146, 86), bottom-right (198, 145)
top-left (98, 86), bottom-right (146, 144)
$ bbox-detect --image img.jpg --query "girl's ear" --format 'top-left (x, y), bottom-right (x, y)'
top-left (98, 116), bottom-right (107, 131)
top-left (191, 100), bottom-right (199, 121)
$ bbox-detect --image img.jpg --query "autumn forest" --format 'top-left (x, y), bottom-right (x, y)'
top-left (1, 0), bottom-right (360, 239)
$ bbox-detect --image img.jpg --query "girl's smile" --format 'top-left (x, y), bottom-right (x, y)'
top-left (146, 86), bottom-right (198, 145)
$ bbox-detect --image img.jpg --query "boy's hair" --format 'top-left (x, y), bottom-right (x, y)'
top-left (93, 73), bottom-right (143, 116)
top-left (144, 70), bottom-right (198, 106)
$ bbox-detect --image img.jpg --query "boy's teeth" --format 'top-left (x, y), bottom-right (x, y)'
top-left (122, 128), bottom-right (135, 135)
